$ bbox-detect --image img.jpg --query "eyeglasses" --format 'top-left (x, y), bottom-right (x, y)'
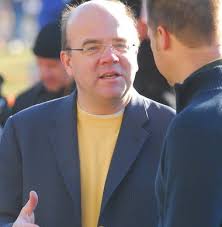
top-left (65, 43), bottom-right (136, 56)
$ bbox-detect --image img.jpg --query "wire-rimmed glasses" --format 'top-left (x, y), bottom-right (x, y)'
top-left (65, 42), bottom-right (136, 56)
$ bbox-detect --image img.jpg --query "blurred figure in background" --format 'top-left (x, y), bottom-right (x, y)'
top-left (8, 0), bottom-right (40, 49)
top-left (11, 0), bottom-right (24, 42)
top-left (0, 75), bottom-right (11, 127)
top-left (38, 0), bottom-right (69, 29)
top-left (129, 0), bottom-right (175, 107)
top-left (12, 22), bottom-right (75, 114)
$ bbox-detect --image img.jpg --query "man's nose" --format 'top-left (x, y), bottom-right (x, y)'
top-left (99, 46), bottom-right (120, 64)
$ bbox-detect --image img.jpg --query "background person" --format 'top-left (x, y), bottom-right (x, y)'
top-left (12, 22), bottom-right (75, 114)
top-left (0, 75), bottom-right (11, 127)
top-left (38, 0), bottom-right (69, 29)
top-left (125, 0), bottom-right (175, 107)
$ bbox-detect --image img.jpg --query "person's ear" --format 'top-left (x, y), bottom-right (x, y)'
top-left (137, 19), bottom-right (148, 41)
top-left (60, 51), bottom-right (73, 76)
top-left (156, 25), bottom-right (170, 50)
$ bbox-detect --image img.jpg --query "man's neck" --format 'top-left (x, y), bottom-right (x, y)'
top-left (77, 91), bottom-right (132, 115)
top-left (173, 45), bottom-right (222, 85)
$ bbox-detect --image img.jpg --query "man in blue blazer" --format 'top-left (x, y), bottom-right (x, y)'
top-left (0, 1), bottom-right (175, 227)
top-left (147, 0), bottom-right (222, 226)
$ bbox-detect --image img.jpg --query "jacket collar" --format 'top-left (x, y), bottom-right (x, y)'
top-left (175, 59), bottom-right (222, 113)
top-left (100, 90), bottom-right (152, 213)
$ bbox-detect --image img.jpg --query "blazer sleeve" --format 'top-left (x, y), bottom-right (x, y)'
top-left (0, 117), bottom-right (22, 227)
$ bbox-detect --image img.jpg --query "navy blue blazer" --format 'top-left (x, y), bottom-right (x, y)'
top-left (0, 90), bottom-right (175, 227)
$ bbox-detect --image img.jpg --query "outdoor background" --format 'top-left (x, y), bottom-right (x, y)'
top-left (0, 0), bottom-right (55, 106)
top-left (0, 47), bottom-right (34, 104)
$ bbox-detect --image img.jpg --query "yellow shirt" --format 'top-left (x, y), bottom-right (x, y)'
top-left (77, 105), bottom-right (123, 227)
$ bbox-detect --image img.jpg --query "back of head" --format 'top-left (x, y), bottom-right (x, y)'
top-left (147, 0), bottom-right (222, 47)
top-left (33, 22), bottom-right (61, 59)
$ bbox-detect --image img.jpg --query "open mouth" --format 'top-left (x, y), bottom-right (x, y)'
top-left (99, 73), bottom-right (121, 79)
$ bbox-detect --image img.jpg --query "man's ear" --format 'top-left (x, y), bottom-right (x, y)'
top-left (156, 25), bottom-right (170, 50)
top-left (137, 19), bottom-right (148, 41)
top-left (60, 51), bottom-right (73, 76)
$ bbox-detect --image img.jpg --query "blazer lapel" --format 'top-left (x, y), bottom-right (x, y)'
top-left (49, 92), bottom-right (81, 226)
top-left (100, 92), bottom-right (151, 213)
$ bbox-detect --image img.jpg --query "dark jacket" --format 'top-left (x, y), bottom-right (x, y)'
top-left (0, 96), bottom-right (10, 126)
top-left (0, 75), bottom-right (10, 126)
top-left (0, 90), bottom-right (175, 227)
top-left (12, 81), bottom-right (75, 114)
top-left (156, 59), bottom-right (222, 227)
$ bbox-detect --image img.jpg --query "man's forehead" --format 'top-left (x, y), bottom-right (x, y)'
top-left (66, 0), bottom-right (139, 45)
top-left (73, 0), bottom-right (125, 16)
top-left (68, 0), bottom-right (130, 28)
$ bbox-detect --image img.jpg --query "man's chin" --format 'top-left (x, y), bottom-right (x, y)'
top-left (45, 85), bottom-right (62, 93)
top-left (167, 80), bottom-right (175, 87)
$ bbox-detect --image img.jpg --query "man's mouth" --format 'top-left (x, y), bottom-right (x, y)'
top-left (99, 72), bottom-right (121, 79)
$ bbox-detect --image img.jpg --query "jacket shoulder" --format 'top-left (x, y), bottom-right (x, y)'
top-left (12, 93), bottom-right (74, 125)
top-left (140, 94), bottom-right (175, 118)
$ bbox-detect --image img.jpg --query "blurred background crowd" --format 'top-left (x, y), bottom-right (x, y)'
top-left (0, 0), bottom-right (71, 105)
top-left (0, 0), bottom-right (176, 137)
top-left (0, 0), bottom-right (70, 48)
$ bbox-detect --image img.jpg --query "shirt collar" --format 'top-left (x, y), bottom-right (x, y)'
top-left (175, 59), bottom-right (222, 113)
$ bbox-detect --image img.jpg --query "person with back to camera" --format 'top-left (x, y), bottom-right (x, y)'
top-left (0, 1), bottom-right (175, 227)
top-left (147, 0), bottom-right (222, 226)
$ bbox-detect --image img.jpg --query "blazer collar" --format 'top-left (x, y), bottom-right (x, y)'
top-left (100, 90), bottom-right (151, 213)
top-left (49, 91), bottom-right (81, 227)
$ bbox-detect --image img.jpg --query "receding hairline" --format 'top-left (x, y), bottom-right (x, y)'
top-left (68, 0), bottom-right (137, 29)
top-left (62, 0), bottom-right (139, 49)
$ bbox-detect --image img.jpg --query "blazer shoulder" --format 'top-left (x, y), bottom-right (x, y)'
top-left (11, 93), bottom-right (74, 124)
top-left (131, 93), bottom-right (175, 134)
top-left (140, 94), bottom-right (176, 118)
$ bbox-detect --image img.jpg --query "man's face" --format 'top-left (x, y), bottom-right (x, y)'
top-left (37, 57), bottom-right (71, 92)
top-left (63, 5), bottom-right (139, 106)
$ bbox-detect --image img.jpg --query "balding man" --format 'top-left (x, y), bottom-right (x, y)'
top-left (0, 1), bottom-right (175, 227)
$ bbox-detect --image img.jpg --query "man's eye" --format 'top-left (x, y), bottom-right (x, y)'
top-left (113, 43), bottom-right (127, 50)
top-left (85, 45), bottom-right (101, 51)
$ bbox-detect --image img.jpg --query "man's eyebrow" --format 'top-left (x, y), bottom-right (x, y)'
top-left (81, 38), bottom-right (127, 46)
top-left (112, 38), bottom-right (127, 43)
top-left (82, 39), bottom-right (102, 46)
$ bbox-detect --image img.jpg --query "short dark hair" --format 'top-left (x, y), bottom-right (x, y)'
top-left (147, 0), bottom-right (222, 47)
top-left (60, 4), bottom-right (76, 51)
top-left (61, 0), bottom-right (138, 50)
